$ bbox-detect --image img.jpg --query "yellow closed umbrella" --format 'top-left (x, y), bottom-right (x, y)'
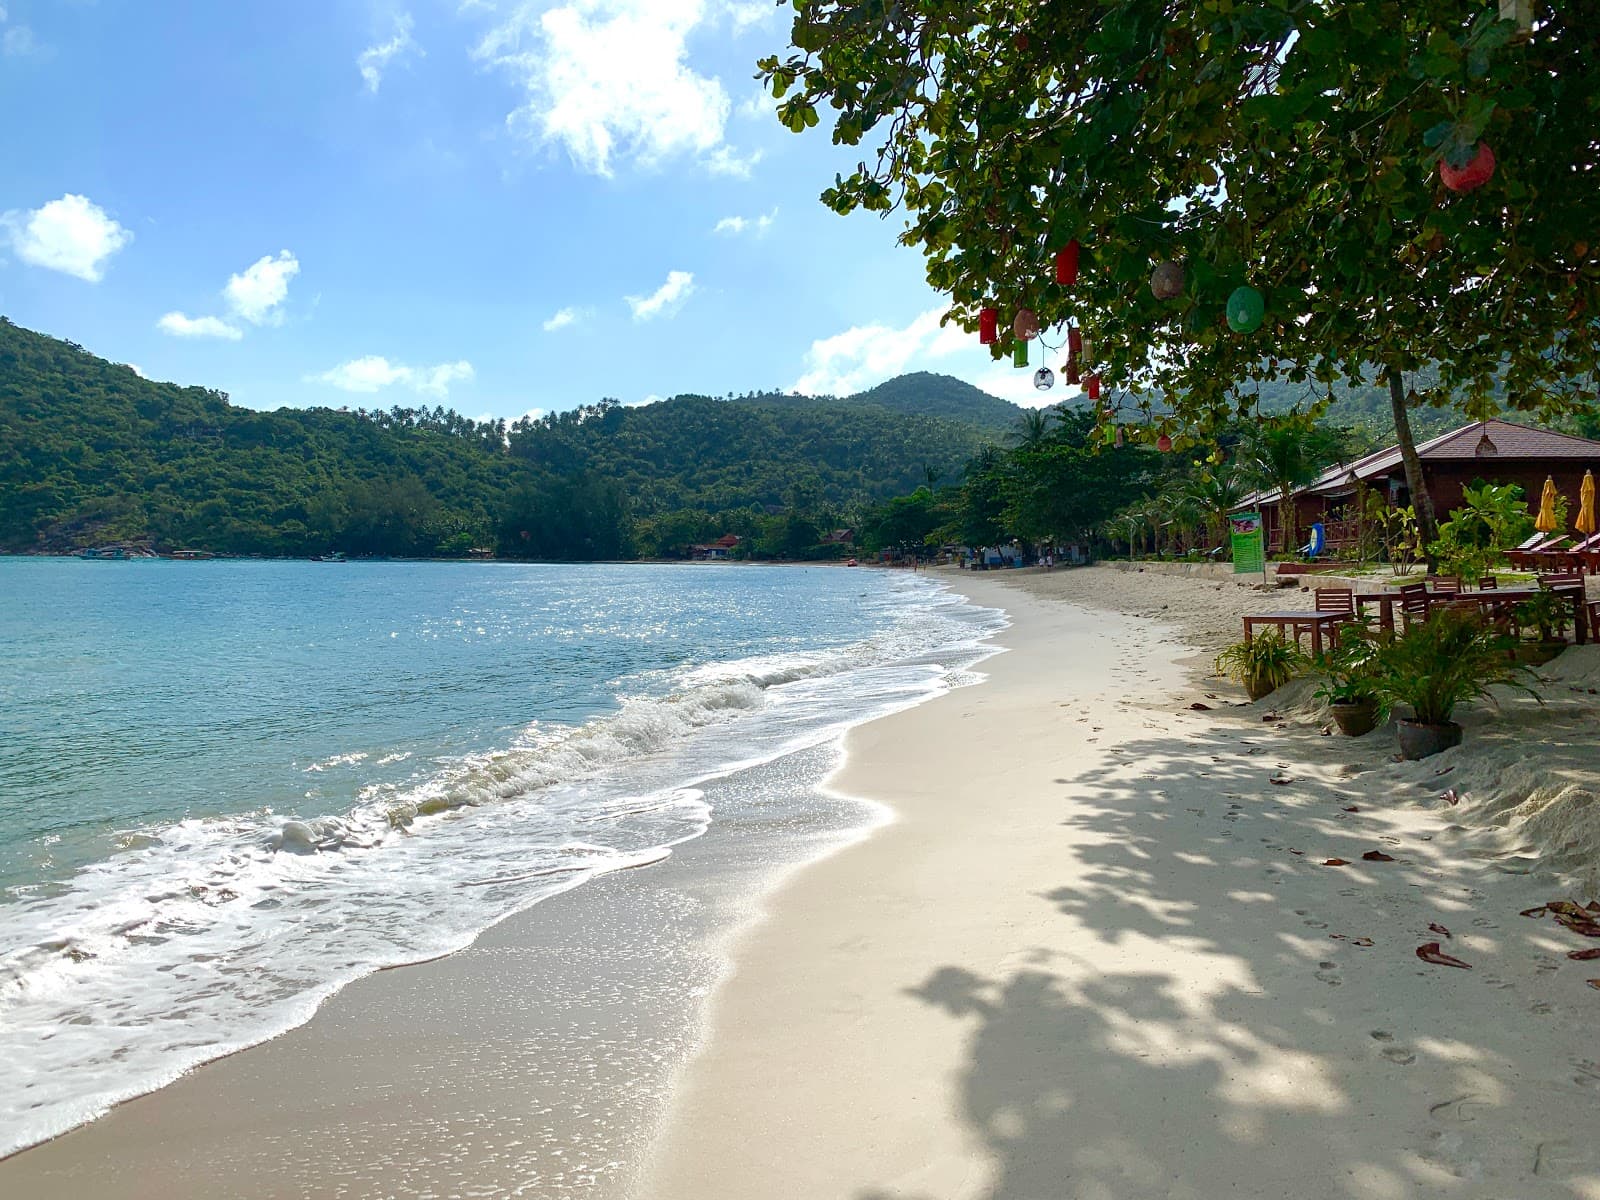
top-left (1535, 476), bottom-right (1559, 533)
top-left (1578, 470), bottom-right (1597, 537)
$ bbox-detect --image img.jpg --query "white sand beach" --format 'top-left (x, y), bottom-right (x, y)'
top-left (6, 565), bottom-right (1598, 1198)
top-left (646, 567), bottom-right (1600, 1199)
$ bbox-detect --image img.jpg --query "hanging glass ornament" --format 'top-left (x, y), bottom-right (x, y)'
top-left (1013, 309), bottom-right (1041, 341)
top-left (1439, 143), bottom-right (1496, 193)
top-left (1013, 340), bottom-right (1029, 368)
top-left (1150, 261), bottom-right (1185, 300)
top-left (979, 307), bottom-right (1000, 345)
top-left (1055, 240), bottom-right (1080, 286)
top-left (1033, 367), bottom-right (1055, 391)
top-left (1079, 334), bottom-right (1093, 365)
top-left (1085, 374), bottom-right (1101, 401)
top-left (1226, 285), bottom-right (1265, 333)
top-left (1157, 433), bottom-right (1174, 452)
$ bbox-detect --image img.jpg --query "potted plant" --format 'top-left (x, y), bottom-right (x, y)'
top-left (1514, 590), bottom-right (1570, 664)
top-left (1370, 608), bottom-right (1538, 759)
top-left (1215, 631), bottom-right (1309, 701)
top-left (1314, 624), bottom-right (1386, 736)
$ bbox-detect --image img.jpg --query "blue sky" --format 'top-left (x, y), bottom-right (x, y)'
top-left (0, 0), bottom-right (1050, 422)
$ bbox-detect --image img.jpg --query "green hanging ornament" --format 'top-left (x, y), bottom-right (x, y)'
top-left (1013, 340), bottom-right (1029, 368)
top-left (1226, 286), bottom-right (1265, 334)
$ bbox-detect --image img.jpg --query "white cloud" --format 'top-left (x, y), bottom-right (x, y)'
top-left (2, 194), bottom-right (132, 282)
top-left (3, 23), bottom-right (38, 56)
top-left (358, 13), bottom-right (422, 93)
top-left (722, 1), bottom-right (776, 33)
top-left (310, 356), bottom-right (475, 399)
top-left (158, 312), bottom-right (244, 341)
top-left (472, 0), bottom-right (736, 177)
top-left (542, 305), bottom-right (584, 332)
top-left (126, 363), bottom-right (145, 378)
top-left (224, 250), bottom-right (299, 325)
top-left (794, 306), bottom-right (1082, 406)
top-left (712, 206), bottom-right (777, 236)
top-left (626, 270), bottom-right (694, 321)
top-left (705, 145), bottom-right (762, 178)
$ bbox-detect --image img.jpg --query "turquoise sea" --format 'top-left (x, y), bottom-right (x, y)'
top-left (0, 559), bottom-right (1001, 1156)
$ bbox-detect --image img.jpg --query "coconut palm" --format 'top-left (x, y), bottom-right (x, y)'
top-left (1014, 408), bottom-right (1051, 449)
top-left (1247, 414), bottom-right (1349, 553)
top-left (1184, 464), bottom-right (1251, 552)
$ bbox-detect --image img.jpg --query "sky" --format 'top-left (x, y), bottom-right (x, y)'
top-left (0, 0), bottom-right (1056, 423)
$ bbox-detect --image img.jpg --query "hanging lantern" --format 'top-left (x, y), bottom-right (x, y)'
top-left (1085, 373), bottom-right (1101, 401)
top-left (1064, 356), bottom-right (1081, 386)
top-left (1068, 326), bottom-right (1083, 355)
top-left (1150, 261), bottom-right (1186, 300)
top-left (1498, 0), bottom-right (1533, 33)
top-left (1033, 367), bottom-right (1055, 391)
top-left (1013, 340), bottom-right (1029, 368)
top-left (978, 307), bottom-right (1000, 345)
top-left (1114, 425), bottom-right (1125, 448)
top-left (1055, 240), bottom-right (1080, 286)
top-left (1440, 142), bottom-right (1496, 193)
top-left (1226, 285), bottom-right (1265, 333)
top-left (1080, 334), bottom-right (1094, 365)
top-left (1157, 433), bottom-right (1174, 452)
top-left (1013, 309), bottom-right (1041, 341)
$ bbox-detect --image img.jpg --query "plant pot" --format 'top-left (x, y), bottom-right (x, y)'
top-left (1517, 641), bottom-right (1567, 666)
top-left (1329, 698), bottom-right (1380, 737)
top-left (1396, 719), bottom-right (1463, 760)
top-left (1244, 674), bottom-right (1278, 701)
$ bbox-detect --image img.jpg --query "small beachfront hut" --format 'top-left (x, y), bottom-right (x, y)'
top-left (1248, 419), bottom-right (1600, 554)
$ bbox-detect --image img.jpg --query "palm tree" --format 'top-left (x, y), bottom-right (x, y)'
top-left (1183, 464), bottom-right (1252, 552)
top-left (1247, 414), bottom-right (1348, 553)
top-left (1014, 408), bottom-right (1051, 449)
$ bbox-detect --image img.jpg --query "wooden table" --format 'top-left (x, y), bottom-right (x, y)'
top-left (1242, 610), bottom-right (1344, 657)
top-left (1354, 586), bottom-right (1589, 643)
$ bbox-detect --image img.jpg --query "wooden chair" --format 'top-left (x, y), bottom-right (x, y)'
top-left (1477, 574), bottom-right (1497, 590)
top-left (1314, 587), bottom-right (1355, 616)
top-left (1430, 575), bottom-right (1461, 595)
top-left (1398, 581), bottom-right (1432, 631)
top-left (1539, 570), bottom-right (1585, 590)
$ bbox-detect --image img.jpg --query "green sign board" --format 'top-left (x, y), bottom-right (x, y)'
top-left (1230, 511), bottom-right (1265, 575)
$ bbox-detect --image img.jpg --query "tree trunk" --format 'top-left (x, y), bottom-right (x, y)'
top-left (1385, 367), bottom-right (1438, 555)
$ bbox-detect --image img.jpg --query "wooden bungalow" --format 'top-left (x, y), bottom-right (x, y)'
top-left (1248, 419), bottom-right (1600, 555)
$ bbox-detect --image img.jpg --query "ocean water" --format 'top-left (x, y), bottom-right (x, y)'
top-left (0, 559), bottom-right (1002, 1158)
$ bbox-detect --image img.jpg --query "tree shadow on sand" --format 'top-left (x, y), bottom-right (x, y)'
top-left (864, 710), bottom-right (1600, 1199)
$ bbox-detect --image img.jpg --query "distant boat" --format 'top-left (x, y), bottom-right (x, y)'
top-left (78, 545), bottom-right (157, 560)
top-left (311, 552), bottom-right (348, 562)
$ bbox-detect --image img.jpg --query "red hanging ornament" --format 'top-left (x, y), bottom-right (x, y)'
top-left (1157, 433), bottom-right (1174, 452)
top-left (1055, 240), bottom-right (1080, 286)
top-left (978, 307), bottom-right (1000, 345)
top-left (1085, 373), bottom-right (1101, 401)
top-left (1068, 326), bottom-right (1083, 355)
top-left (1440, 142), bottom-right (1496, 193)
top-left (1065, 356), bottom-right (1081, 386)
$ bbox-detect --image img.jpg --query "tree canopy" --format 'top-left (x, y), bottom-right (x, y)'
top-left (765, 0), bottom-right (1600, 543)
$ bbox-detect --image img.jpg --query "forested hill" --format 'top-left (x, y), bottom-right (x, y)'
top-left (0, 317), bottom-right (1009, 558)
top-left (737, 372), bottom-right (1025, 437)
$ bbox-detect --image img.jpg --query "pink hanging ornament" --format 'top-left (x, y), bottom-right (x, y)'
top-left (1013, 309), bottom-right (1041, 341)
top-left (1440, 143), bottom-right (1496, 193)
top-left (1157, 433), bottom-right (1174, 452)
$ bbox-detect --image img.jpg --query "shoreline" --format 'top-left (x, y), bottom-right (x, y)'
top-left (6, 565), bottom-right (1598, 1196)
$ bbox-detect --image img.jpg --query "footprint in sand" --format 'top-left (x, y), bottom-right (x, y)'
top-left (1429, 1093), bottom-right (1490, 1122)
top-left (1381, 1046), bottom-right (1417, 1066)
top-left (1370, 1030), bottom-right (1395, 1042)
top-left (1530, 1000), bottom-right (1554, 1016)
top-left (1470, 916), bottom-right (1499, 930)
top-left (1533, 956), bottom-right (1561, 973)
top-left (1481, 976), bottom-right (1516, 991)
top-left (1303, 918), bottom-right (1328, 929)
top-left (1338, 887), bottom-right (1361, 898)
top-left (1573, 1061), bottom-right (1600, 1090)
top-left (1314, 960), bottom-right (1342, 986)
top-left (1534, 1139), bottom-right (1599, 1177)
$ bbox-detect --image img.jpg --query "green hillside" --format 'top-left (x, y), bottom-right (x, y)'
top-left (0, 317), bottom-right (1000, 558)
